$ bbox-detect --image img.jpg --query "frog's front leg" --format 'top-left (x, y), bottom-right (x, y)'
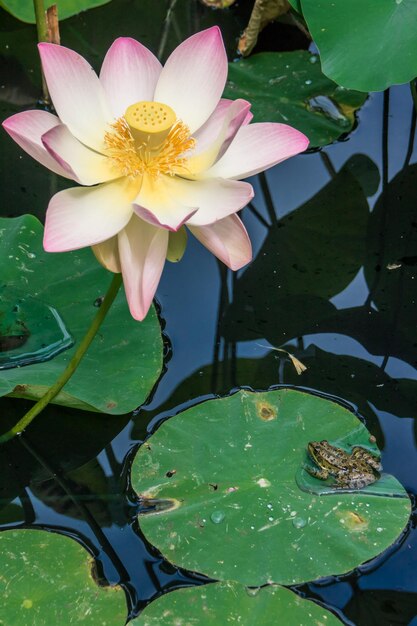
top-left (306, 466), bottom-right (329, 481)
top-left (351, 447), bottom-right (382, 471)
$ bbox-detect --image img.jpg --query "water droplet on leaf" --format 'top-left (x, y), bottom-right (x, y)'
top-left (210, 510), bottom-right (226, 524)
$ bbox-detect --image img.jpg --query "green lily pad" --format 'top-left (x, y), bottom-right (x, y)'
top-left (132, 389), bottom-right (410, 586)
top-left (223, 51), bottom-right (367, 147)
top-left (0, 0), bottom-right (111, 23)
top-left (0, 215), bottom-right (163, 414)
top-left (0, 528), bottom-right (127, 625)
top-left (287, 0), bottom-right (301, 12)
top-left (300, 0), bottom-right (417, 92)
top-left (131, 581), bottom-right (342, 625)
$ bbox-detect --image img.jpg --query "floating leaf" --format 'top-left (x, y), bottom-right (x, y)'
top-left (223, 51), bottom-right (367, 147)
top-left (300, 0), bottom-right (417, 91)
top-left (131, 581), bottom-right (342, 625)
top-left (0, 528), bottom-right (127, 624)
top-left (132, 389), bottom-right (410, 586)
top-left (0, 216), bottom-right (163, 414)
top-left (0, 0), bottom-right (111, 23)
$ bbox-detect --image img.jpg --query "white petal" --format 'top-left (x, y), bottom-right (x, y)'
top-left (133, 174), bottom-right (197, 231)
top-left (205, 123), bottom-right (310, 180)
top-left (2, 110), bottom-right (72, 178)
top-left (153, 27), bottom-right (227, 134)
top-left (44, 179), bottom-right (137, 252)
top-left (42, 124), bottom-right (118, 185)
top-left (151, 176), bottom-right (254, 227)
top-left (92, 236), bottom-right (121, 273)
top-left (38, 43), bottom-right (113, 152)
top-left (189, 214), bottom-right (252, 270)
top-left (186, 98), bottom-right (251, 176)
top-left (118, 216), bottom-right (168, 321)
top-left (100, 37), bottom-right (162, 118)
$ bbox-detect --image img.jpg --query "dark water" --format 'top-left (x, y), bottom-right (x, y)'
top-left (1, 1), bottom-right (417, 624)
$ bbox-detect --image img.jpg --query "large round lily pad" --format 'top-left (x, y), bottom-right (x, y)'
top-left (131, 581), bottom-right (342, 625)
top-left (300, 0), bottom-right (417, 92)
top-left (132, 389), bottom-right (410, 586)
top-left (223, 51), bottom-right (367, 148)
top-left (0, 0), bottom-right (111, 23)
top-left (0, 528), bottom-right (127, 624)
top-left (0, 215), bottom-right (163, 414)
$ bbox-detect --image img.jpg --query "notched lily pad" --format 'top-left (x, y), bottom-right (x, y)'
top-left (131, 581), bottom-right (343, 625)
top-left (223, 50), bottom-right (367, 147)
top-left (0, 216), bottom-right (163, 414)
top-left (132, 389), bottom-right (410, 586)
top-left (0, 528), bottom-right (127, 625)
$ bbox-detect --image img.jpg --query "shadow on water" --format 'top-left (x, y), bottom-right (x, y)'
top-left (0, 1), bottom-right (417, 624)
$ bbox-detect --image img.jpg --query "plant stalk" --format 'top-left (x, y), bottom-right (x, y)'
top-left (0, 273), bottom-right (123, 443)
top-left (410, 79), bottom-right (417, 115)
top-left (33, 0), bottom-right (50, 103)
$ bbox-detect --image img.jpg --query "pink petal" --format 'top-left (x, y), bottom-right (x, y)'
top-left (38, 43), bottom-right (113, 152)
top-left (42, 124), bottom-right (118, 186)
top-left (100, 37), bottom-right (162, 118)
top-left (2, 110), bottom-right (72, 178)
top-left (44, 179), bottom-right (137, 252)
top-left (187, 98), bottom-right (251, 175)
top-left (133, 174), bottom-right (197, 232)
top-left (206, 123), bottom-right (309, 180)
top-left (153, 27), bottom-right (227, 134)
top-left (189, 214), bottom-right (252, 270)
top-left (118, 215), bottom-right (168, 321)
top-left (92, 236), bottom-right (121, 273)
top-left (158, 176), bottom-right (254, 227)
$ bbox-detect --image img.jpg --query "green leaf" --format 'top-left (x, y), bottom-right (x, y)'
top-left (300, 0), bottom-right (417, 91)
top-left (0, 529), bottom-right (127, 624)
top-left (0, 0), bottom-right (111, 23)
top-left (287, 0), bottom-right (302, 12)
top-left (223, 51), bottom-right (367, 147)
top-left (131, 581), bottom-right (343, 625)
top-left (0, 215), bottom-right (163, 414)
top-left (132, 389), bottom-right (410, 586)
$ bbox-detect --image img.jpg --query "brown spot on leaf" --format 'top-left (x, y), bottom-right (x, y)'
top-left (257, 401), bottom-right (277, 421)
top-left (336, 509), bottom-right (369, 532)
top-left (13, 384), bottom-right (27, 394)
top-left (106, 401), bottom-right (117, 410)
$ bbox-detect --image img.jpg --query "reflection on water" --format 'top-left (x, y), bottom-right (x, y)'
top-left (0, 286), bottom-right (73, 369)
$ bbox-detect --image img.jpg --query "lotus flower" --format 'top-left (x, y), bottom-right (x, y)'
top-left (2, 27), bottom-right (308, 320)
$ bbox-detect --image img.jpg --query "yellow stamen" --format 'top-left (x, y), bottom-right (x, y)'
top-left (104, 101), bottom-right (196, 180)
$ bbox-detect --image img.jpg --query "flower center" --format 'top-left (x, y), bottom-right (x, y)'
top-left (104, 100), bottom-right (196, 180)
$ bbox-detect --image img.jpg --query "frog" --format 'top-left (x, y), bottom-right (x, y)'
top-left (306, 440), bottom-right (382, 489)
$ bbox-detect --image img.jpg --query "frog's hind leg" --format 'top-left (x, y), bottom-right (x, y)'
top-left (351, 447), bottom-right (382, 471)
top-left (306, 466), bottom-right (329, 480)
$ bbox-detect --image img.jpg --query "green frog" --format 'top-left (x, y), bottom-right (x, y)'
top-left (306, 440), bottom-right (382, 489)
